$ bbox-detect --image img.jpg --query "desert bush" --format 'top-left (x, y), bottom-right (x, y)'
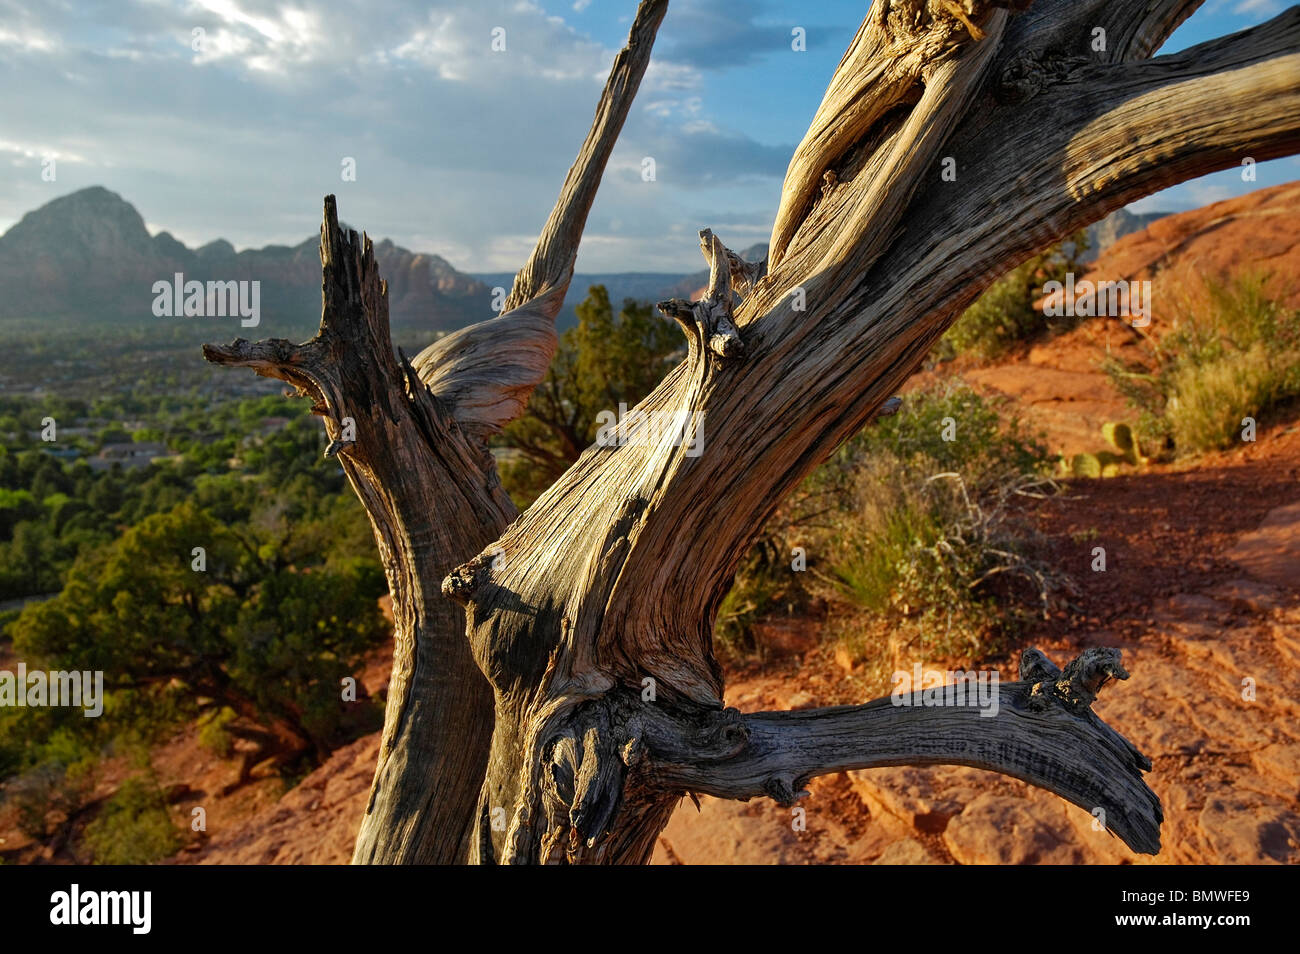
top-left (1103, 273), bottom-right (1300, 456)
top-left (716, 380), bottom-right (1067, 667)
top-left (816, 382), bottom-right (1062, 664)
top-left (939, 233), bottom-right (1087, 361)
top-left (81, 775), bottom-right (181, 864)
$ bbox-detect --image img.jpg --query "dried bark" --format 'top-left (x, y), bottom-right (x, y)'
top-left (204, 210), bottom-right (510, 863)
top-left (207, 0), bottom-right (1300, 864)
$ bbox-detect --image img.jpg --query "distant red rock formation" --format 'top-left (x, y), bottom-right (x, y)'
top-left (1073, 180), bottom-right (1300, 324)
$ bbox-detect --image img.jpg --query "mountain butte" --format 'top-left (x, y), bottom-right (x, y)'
top-left (0, 186), bottom-right (491, 333)
top-left (0, 187), bottom-right (1170, 334)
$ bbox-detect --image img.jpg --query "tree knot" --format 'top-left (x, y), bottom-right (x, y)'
top-left (441, 551), bottom-right (495, 605)
top-left (997, 50), bottom-right (1091, 104)
top-left (1021, 647), bottom-right (1131, 713)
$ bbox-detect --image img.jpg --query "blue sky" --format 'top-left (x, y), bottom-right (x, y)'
top-left (0, 0), bottom-right (1294, 272)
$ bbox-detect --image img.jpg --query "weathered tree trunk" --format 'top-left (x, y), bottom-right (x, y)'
top-left (204, 222), bottom-right (512, 862)
top-left (207, 0), bottom-right (1300, 864)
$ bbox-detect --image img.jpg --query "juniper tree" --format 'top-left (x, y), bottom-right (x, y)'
top-left (205, 0), bottom-right (1300, 864)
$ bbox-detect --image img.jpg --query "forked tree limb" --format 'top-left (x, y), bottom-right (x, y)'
top-left (538, 7), bottom-right (1300, 662)
top-left (768, 0), bottom-right (1037, 270)
top-left (201, 0), bottom-right (673, 864)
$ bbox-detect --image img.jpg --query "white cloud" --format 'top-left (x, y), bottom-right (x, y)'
top-left (1232, 0), bottom-right (1282, 15)
top-left (186, 1), bottom-right (326, 72)
top-left (0, 0), bottom-right (797, 272)
top-left (0, 26), bottom-right (59, 51)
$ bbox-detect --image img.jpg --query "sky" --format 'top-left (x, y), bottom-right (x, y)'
top-left (0, 0), bottom-right (1295, 273)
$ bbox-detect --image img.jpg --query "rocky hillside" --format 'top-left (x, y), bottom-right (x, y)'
top-left (0, 187), bottom-right (490, 333)
top-left (1077, 180), bottom-right (1300, 314)
top-left (953, 180), bottom-right (1300, 462)
top-left (0, 189), bottom-right (1175, 339)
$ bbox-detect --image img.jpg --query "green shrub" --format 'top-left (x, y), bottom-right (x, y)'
top-left (8, 744), bottom-right (98, 839)
top-left (941, 234), bottom-right (1087, 361)
top-left (197, 706), bottom-right (237, 758)
top-left (81, 776), bottom-right (181, 865)
top-left (820, 447), bottom-right (1053, 663)
top-left (856, 379), bottom-right (1050, 485)
top-left (11, 500), bottom-right (388, 769)
top-left (1167, 343), bottom-right (1295, 452)
top-left (716, 380), bottom-right (1065, 668)
top-left (1103, 273), bottom-right (1300, 456)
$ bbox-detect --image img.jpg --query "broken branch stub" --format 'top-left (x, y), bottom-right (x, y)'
top-left (656, 228), bottom-right (750, 363)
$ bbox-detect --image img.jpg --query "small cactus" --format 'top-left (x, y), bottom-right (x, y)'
top-left (1072, 423), bottom-right (1146, 480)
top-left (1071, 452), bottom-right (1101, 478)
top-left (1096, 450), bottom-right (1123, 477)
top-left (1102, 421), bottom-right (1143, 465)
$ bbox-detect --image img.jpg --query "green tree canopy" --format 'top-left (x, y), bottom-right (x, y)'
top-left (497, 284), bottom-right (681, 506)
top-left (11, 499), bottom-right (386, 766)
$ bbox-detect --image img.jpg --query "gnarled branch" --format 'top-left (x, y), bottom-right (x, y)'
top-left (653, 648), bottom-right (1160, 856)
top-left (500, 648), bottom-right (1159, 863)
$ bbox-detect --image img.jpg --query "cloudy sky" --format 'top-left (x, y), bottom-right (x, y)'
top-left (0, 0), bottom-right (1295, 272)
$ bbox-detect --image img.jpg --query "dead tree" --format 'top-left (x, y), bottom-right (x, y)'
top-left (205, 0), bottom-right (1300, 864)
